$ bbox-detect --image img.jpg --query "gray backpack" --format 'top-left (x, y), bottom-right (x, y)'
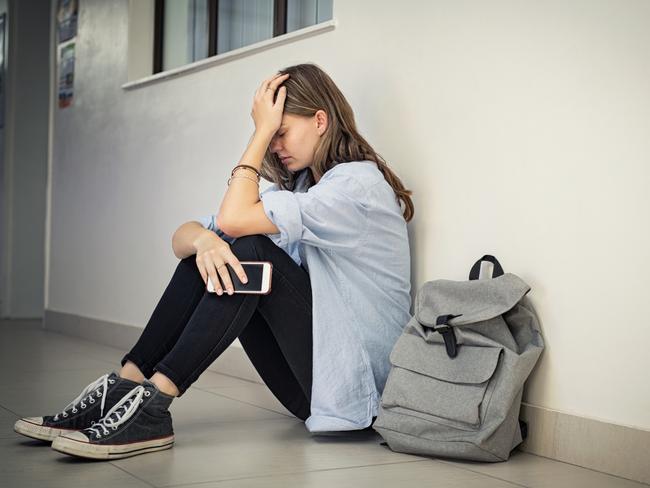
top-left (373, 255), bottom-right (544, 462)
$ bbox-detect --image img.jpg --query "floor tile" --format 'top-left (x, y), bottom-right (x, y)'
top-left (0, 341), bottom-right (117, 373)
top-left (0, 325), bottom-right (124, 369)
top-left (170, 459), bottom-right (522, 488)
top-left (112, 417), bottom-right (426, 487)
top-left (440, 450), bottom-right (648, 488)
top-left (0, 406), bottom-right (19, 439)
top-left (0, 365), bottom-right (120, 389)
top-left (0, 367), bottom-right (118, 417)
top-left (199, 383), bottom-right (294, 417)
top-left (168, 387), bottom-right (292, 428)
top-left (0, 435), bottom-right (150, 488)
top-left (191, 370), bottom-right (262, 389)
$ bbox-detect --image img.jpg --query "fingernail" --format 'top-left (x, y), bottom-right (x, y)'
top-left (228, 289), bottom-right (233, 295)
top-left (217, 290), bottom-right (222, 295)
top-left (242, 277), bottom-right (248, 283)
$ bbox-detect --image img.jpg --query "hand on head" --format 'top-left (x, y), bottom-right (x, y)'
top-left (251, 73), bottom-right (290, 136)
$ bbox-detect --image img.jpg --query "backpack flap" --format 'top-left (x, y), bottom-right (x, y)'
top-left (416, 273), bottom-right (531, 328)
top-left (413, 273), bottom-right (531, 357)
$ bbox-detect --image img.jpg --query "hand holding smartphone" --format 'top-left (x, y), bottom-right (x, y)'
top-left (207, 261), bottom-right (273, 295)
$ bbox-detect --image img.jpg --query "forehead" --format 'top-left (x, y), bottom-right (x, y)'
top-left (281, 113), bottom-right (309, 127)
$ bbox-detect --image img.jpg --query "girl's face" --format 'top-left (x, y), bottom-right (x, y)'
top-left (269, 111), bottom-right (327, 180)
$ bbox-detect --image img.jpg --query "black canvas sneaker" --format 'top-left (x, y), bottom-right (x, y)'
top-left (51, 379), bottom-right (175, 460)
top-left (13, 371), bottom-right (143, 442)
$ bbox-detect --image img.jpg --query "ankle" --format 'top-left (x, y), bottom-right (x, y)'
top-left (150, 372), bottom-right (180, 397)
top-left (119, 360), bottom-right (146, 384)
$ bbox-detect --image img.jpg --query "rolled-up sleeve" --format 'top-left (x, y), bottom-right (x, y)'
top-left (194, 214), bottom-right (237, 244)
top-left (260, 173), bottom-right (368, 251)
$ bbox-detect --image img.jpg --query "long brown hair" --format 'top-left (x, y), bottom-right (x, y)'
top-left (260, 63), bottom-right (414, 223)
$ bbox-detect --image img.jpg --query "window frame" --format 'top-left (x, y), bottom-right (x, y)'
top-left (153, 0), bottom-right (289, 75)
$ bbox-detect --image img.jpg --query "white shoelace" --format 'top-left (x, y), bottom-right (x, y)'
top-left (53, 373), bottom-right (114, 421)
top-left (86, 385), bottom-right (150, 438)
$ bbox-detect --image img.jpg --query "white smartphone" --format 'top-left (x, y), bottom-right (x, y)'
top-left (207, 261), bottom-right (272, 295)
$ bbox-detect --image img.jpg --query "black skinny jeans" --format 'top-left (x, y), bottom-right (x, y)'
top-left (120, 234), bottom-right (313, 421)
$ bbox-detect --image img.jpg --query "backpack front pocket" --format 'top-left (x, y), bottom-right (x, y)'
top-left (381, 333), bottom-right (503, 427)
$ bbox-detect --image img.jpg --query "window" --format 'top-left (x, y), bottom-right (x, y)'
top-left (153, 0), bottom-right (333, 73)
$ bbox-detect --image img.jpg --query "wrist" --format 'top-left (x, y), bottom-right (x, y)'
top-left (253, 127), bottom-right (276, 142)
top-left (192, 227), bottom-right (213, 250)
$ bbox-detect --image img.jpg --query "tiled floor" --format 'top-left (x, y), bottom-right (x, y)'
top-left (1, 319), bottom-right (646, 488)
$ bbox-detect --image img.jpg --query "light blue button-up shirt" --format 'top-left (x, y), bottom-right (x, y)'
top-left (197, 160), bottom-right (412, 432)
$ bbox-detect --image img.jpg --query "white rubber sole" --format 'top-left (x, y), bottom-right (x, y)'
top-left (51, 434), bottom-right (175, 460)
top-left (14, 418), bottom-right (76, 442)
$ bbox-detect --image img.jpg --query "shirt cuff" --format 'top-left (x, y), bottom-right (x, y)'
top-left (195, 215), bottom-right (236, 244)
top-left (260, 190), bottom-right (303, 248)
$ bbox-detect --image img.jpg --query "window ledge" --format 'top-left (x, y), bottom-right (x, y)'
top-left (122, 19), bottom-right (337, 91)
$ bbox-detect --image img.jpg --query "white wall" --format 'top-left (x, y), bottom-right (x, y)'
top-left (48, 0), bottom-right (650, 431)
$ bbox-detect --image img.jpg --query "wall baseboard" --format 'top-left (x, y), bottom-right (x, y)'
top-left (43, 309), bottom-right (649, 484)
top-left (519, 403), bottom-right (649, 484)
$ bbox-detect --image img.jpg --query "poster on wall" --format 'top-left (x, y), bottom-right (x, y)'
top-left (57, 0), bottom-right (78, 43)
top-left (0, 13), bottom-right (6, 128)
top-left (58, 42), bottom-right (75, 108)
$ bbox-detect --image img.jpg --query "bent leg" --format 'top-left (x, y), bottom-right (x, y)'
top-left (239, 308), bottom-right (312, 421)
top-left (151, 235), bottom-right (313, 409)
top-left (121, 255), bottom-right (207, 379)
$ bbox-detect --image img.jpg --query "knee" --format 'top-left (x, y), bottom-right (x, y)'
top-left (178, 254), bottom-right (198, 270)
top-left (230, 234), bottom-right (272, 261)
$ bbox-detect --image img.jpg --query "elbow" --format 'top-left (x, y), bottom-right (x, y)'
top-left (171, 232), bottom-right (182, 260)
top-left (216, 213), bottom-right (239, 238)
top-left (171, 224), bottom-right (193, 260)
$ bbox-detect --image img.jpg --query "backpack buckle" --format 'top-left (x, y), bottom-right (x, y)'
top-left (434, 314), bottom-right (463, 358)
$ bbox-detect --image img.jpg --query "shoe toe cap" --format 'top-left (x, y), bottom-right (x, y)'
top-left (60, 431), bottom-right (90, 442)
top-left (20, 416), bottom-right (44, 426)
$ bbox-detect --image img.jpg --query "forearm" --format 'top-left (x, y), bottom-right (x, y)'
top-left (172, 221), bottom-right (215, 259)
top-left (217, 130), bottom-right (274, 230)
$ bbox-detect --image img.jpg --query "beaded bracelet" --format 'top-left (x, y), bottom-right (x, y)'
top-left (227, 174), bottom-right (260, 186)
